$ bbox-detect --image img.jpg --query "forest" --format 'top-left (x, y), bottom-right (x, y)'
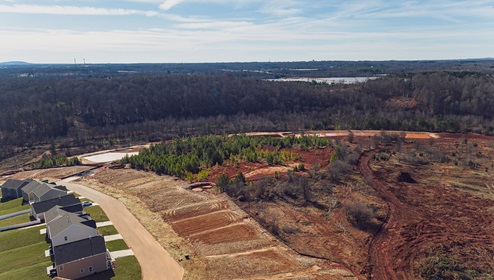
top-left (1, 62), bottom-right (494, 163)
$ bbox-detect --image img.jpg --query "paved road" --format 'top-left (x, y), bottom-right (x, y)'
top-left (59, 180), bottom-right (184, 280)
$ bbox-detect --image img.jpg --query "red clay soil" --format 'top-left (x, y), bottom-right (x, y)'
top-left (359, 149), bottom-right (494, 279)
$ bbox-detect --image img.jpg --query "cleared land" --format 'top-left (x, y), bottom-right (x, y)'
top-left (4, 130), bottom-right (494, 279)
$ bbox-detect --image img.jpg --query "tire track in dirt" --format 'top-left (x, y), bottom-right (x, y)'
top-left (359, 142), bottom-right (494, 280)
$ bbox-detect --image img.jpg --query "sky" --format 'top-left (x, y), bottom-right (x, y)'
top-left (0, 0), bottom-right (493, 63)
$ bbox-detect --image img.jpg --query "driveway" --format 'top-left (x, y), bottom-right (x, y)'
top-left (58, 180), bottom-right (184, 280)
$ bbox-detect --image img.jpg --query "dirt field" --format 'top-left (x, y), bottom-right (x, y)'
top-left (74, 168), bottom-right (358, 279)
top-left (4, 165), bottom-right (94, 181)
top-left (362, 136), bottom-right (494, 279)
top-left (4, 131), bottom-right (494, 279)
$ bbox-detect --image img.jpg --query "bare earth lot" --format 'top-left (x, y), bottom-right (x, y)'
top-left (3, 130), bottom-right (494, 279)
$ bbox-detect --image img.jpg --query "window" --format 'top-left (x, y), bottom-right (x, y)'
top-left (80, 268), bottom-right (85, 273)
top-left (59, 265), bottom-right (64, 271)
top-left (64, 236), bottom-right (68, 241)
top-left (88, 266), bottom-right (93, 273)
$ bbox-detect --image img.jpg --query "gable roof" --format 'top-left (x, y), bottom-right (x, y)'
top-left (31, 194), bottom-right (81, 215)
top-left (1, 179), bottom-right (30, 190)
top-left (54, 236), bottom-right (107, 265)
top-left (44, 204), bottom-right (84, 224)
top-left (21, 180), bottom-right (46, 195)
top-left (48, 211), bottom-right (96, 238)
top-left (32, 183), bottom-right (66, 199)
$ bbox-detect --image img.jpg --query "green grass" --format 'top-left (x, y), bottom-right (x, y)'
top-left (113, 256), bottom-right (141, 280)
top-left (106, 239), bottom-right (129, 252)
top-left (84, 206), bottom-right (109, 222)
top-left (0, 213), bottom-right (31, 227)
top-left (0, 198), bottom-right (29, 216)
top-left (98, 225), bottom-right (118, 236)
top-left (0, 260), bottom-right (52, 280)
top-left (0, 227), bottom-right (46, 251)
top-left (0, 242), bottom-right (50, 271)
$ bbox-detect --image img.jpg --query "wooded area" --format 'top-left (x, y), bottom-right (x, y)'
top-left (1, 66), bottom-right (494, 161)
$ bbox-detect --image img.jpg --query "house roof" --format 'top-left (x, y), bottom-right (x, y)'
top-left (21, 180), bottom-right (46, 195)
top-left (53, 185), bottom-right (68, 192)
top-left (47, 211), bottom-right (96, 238)
top-left (1, 179), bottom-right (30, 190)
top-left (32, 183), bottom-right (66, 199)
top-left (54, 235), bottom-right (107, 265)
top-left (44, 204), bottom-right (84, 224)
top-left (31, 194), bottom-right (81, 215)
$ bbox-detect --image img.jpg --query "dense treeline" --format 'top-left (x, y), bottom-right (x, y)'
top-left (31, 153), bottom-right (81, 169)
top-left (1, 72), bottom-right (494, 156)
top-left (120, 135), bottom-right (331, 179)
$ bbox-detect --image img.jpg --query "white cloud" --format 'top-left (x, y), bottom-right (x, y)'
top-left (0, 4), bottom-right (158, 16)
top-left (159, 0), bottom-right (185, 10)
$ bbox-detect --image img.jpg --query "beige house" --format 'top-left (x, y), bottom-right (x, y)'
top-left (53, 236), bottom-right (111, 279)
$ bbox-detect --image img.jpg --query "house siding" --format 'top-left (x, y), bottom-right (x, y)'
top-left (50, 226), bottom-right (98, 247)
top-left (57, 253), bottom-right (108, 280)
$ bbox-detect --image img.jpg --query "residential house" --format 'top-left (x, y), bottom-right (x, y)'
top-left (30, 194), bottom-right (81, 221)
top-left (46, 210), bottom-right (97, 247)
top-left (53, 236), bottom-right (111, 280)
top-left (1, 179), bottom-right (30, 199)
top-left (21, 180), bottom-right (46, 202)
top-left (30, 183), bottom-right (67, 204)
top-left (44, 205), bottom-right (86, 224)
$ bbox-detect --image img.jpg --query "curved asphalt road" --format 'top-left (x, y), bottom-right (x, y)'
top-left (59, 180), bottom-right (184, 280)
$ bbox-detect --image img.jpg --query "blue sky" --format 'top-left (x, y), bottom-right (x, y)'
top-left (0, 0), bottom-right (493, 63)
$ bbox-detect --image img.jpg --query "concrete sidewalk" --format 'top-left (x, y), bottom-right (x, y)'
top-left (110, 249), bottom-right (135, 259)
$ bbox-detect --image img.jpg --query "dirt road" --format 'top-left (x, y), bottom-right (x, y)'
top-left (59, 179), bottom-right (184, 280)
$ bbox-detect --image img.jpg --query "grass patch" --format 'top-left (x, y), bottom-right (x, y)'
top-left (0, 242), bottom-right (50, 271)
top-left (0, 260), bottom-right (52, 280)
top-left (0, 214), bottom-right (31, 227)
top-left (0, 198), bottom-right (29, 216)
top-left (0, 227), bottom-right (46, 251)
top-left (98, 225), bottom-right (118, 236)
top-left (106, 239), bottom-right (129, 252)
top-left (84, 206), bottom-right (109, 222)
top-left (113, 256), bottom-right (141, 280)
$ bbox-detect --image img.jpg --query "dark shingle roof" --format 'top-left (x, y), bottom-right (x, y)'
top-left (45, 204), bottom-right (84, 224)
top-left (1, 179), bottom-right (30, 190)
top-left (54, 236), bottom-right (107, 265)
top-left (31, 194), bottom-right (81, 215)
top-left (32, 184), bottom-right (66, 199)
top-left (47, 211), bottom-right (96, 238)
top-left (21, 181), bottom-right (45, 195)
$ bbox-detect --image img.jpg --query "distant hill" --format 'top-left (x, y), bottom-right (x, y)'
top-left (0, 61), bottom-right (31, 66)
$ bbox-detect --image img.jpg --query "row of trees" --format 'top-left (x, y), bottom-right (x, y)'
top-left (120, 135), bottom-right (331, 179)
top-left (30, 154), bottom-right (81, 169)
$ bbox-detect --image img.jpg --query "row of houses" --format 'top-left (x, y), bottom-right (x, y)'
top-left (1, 179), bottom-right (113, 279)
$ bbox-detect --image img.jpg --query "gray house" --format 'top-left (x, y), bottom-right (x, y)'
top-left (46, 210), bottom-right (97, 247)
top-left (31, 194), bottom-right (81, 221)
top-left (1, 179), bottom-right (30, 199)
top-left (30, 184), bottom-right (67, 204)
top-left (53, 236), bottom-right (111, 279)
top-left (45, 205), bottom-right (87, 224)
top-left (21, 181), bottom-right (46, 202)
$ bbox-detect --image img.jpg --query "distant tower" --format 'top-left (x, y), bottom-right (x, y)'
top-left (74, 58), bottom-right (76, 66)
top-left (83, 58), bottom-right (86, 65)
